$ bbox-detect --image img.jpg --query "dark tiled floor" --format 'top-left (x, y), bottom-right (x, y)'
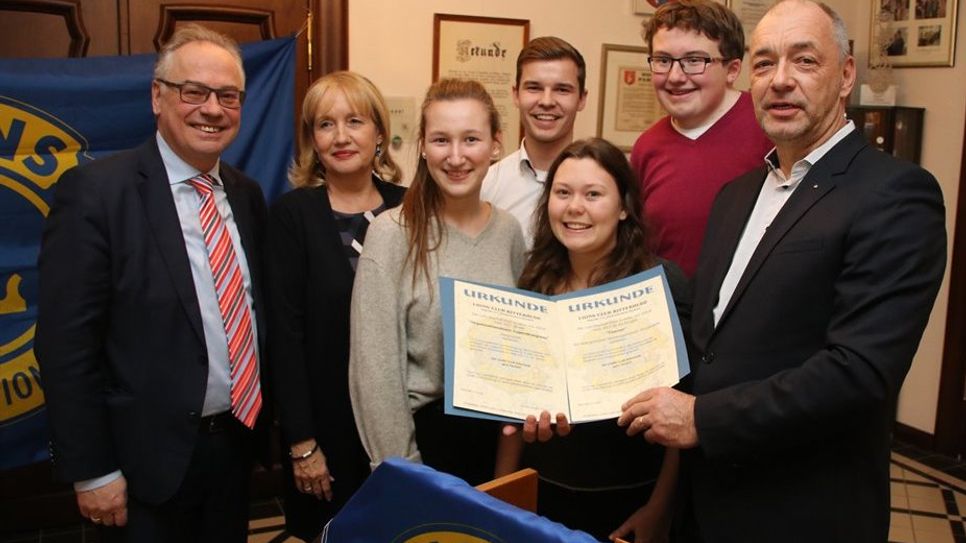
top-left (894, 440), bottom-right (966, 482)
top-left (889, 453), bottom-right (965, 543)
top-left (3, 442), bottom-right (964, 543)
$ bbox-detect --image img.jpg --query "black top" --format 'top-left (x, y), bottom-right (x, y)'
top-left (522, 259), bottom-right (691, 490)
top-left (332, 203), bottom-right (386, 271)
top-left (264, 176), bottom-right (405, 537)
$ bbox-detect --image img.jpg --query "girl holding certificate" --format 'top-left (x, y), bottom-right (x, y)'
top-left (348, 79), bottom-right (526, 485)
top-left (508, 138), bottom-right (689, 541)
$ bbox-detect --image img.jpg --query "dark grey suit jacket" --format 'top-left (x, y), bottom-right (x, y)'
top-left (685, 130), bottom-right (946, 542)
top-left (36, 138), bottom-right (268, 504)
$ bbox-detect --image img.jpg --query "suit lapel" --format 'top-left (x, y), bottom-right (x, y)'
top-left (714, 131), bottom-right (868, 331)
top-left (692, 169), bottom-right (766, 349)
top-left (222, 167), bottom-right (257, 272)
top-left (135, 140), bottom-right (206, 343)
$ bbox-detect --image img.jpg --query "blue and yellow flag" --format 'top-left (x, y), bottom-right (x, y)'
top-left (0, 37), bottom-right (294, 470)
top-left (322, 458), bottom-right (598, 542)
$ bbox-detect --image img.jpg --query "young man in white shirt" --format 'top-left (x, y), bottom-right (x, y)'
top-left (481, 36), bottom-right (587, 247)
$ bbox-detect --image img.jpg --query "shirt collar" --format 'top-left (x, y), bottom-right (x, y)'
top-left (765, 120), bottom-right (855, 176)
top-left (517, 139), bottom-right (549, 182)
top-left (517, 139), bottom-right (536, 175)
top-left (156, 131), bottom-right (222, 186)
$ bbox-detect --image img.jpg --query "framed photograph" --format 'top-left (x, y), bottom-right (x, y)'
top-left (871, 0), bottom-right (957, 67)
top-left (433, 14), bottom-right (530, 148)
top-left (636, 1), bottom-right (774, 46)
top-left (633, 0), bottom-right (729, 16)
top-left (596, 44), bottom-right (665, 151)
top-left (633, 0), bottom-right (675, 16)
top-left (729, 0), bottom-right (777, 44)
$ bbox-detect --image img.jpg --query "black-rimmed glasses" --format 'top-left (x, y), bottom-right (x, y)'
top-left (647, 56), bottom-right (726, 75)
top-left (155, 79), bottom-right (245, 109)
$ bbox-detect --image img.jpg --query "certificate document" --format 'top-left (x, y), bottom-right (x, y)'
top-left (441, 266), bottom-right (689, 423)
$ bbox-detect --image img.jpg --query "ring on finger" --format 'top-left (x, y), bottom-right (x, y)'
top-left (91, 517), bottom-right (101, 522)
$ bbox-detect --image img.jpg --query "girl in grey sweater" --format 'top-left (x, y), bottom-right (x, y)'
top-left (348, 79), bottom-right (525, 485)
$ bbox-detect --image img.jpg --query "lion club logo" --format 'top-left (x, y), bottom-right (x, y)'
top-left (0, 95), bottom-right (89, 428)
top-left (394, 523), bottom-right (505, 543)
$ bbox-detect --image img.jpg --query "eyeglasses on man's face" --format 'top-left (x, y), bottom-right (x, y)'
top-left (647, 56), bottom-right (727, 75)
top-left (155, 79), bottom-right (246, 109)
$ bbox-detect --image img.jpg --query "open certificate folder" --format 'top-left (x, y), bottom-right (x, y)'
top-left (441, 265), bottom-right (690, 423)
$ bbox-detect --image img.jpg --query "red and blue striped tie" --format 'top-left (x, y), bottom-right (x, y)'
top-left (188, 174), bottom-right (261, 429)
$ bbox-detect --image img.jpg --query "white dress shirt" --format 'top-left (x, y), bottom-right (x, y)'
top-left (480, 141), bottom-right (547, 249)
top-left (713, 121), bottom-right (855, 327)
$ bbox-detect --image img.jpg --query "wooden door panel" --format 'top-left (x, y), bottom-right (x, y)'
top-left (0, 0), bottom-right (117, 58)
top-left (154, 6), bottom-right (280, 47)
top-left (127, 2), bottom-right (292, 51)
top-left (126, 0), bottom-right (310, 120)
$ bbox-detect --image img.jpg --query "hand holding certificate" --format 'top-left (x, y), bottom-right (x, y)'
top-left (441, 265), bottom-right (689, 423)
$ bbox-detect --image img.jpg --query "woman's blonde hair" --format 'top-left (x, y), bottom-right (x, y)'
top-left (289, 71), bottom-right (401, 188)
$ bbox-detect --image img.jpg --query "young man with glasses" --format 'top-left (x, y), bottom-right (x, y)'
top-left (37, 24), bottom-right (267, 542)
top-left (631, 0), bottom-right (772, 277)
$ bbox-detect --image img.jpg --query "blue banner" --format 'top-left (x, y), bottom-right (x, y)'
top-left (0, 37), bottom-right (294, 470)
top-left (323, 457), bottom-right (598, 542)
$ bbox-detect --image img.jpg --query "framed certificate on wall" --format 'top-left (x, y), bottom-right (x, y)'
top-left (596, 43), bottom-right (665, 151)
top-left (433, 14), bottom-right (530, 150)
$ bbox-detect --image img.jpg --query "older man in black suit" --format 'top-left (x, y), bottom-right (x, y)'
top-left (619, 1), bottom-right (946, 541)
top-left (36, 24), bottom-right (267, 542)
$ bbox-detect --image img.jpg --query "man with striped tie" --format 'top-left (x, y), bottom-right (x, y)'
top-left (37, 24), bottom-right (267, 543)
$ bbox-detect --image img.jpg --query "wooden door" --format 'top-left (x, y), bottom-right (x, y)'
top-left (935, 98), bottom-right (966, 459)
top-left (125, 0), bottom-right (314, 114)
top-left (0, 0), bottom-right (348, 120)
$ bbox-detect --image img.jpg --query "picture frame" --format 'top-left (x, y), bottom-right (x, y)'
top-left (596, 44), bottom-right (665, 152)
top-left (729, 0), bottom-right (778, 44)
top-left (433, 14), bottom-right (530, 148)
top-left (632, 0), bottom-right (672, 16)
top-left (633, 0), bottom-right (730, 16)
top-left (870, 0), bottom-right (957, 67)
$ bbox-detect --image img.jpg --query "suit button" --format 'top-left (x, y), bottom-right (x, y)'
top-left (701, 351), bottom-right (715, 364)
top-left (188, 411), bottom-right (200, 419)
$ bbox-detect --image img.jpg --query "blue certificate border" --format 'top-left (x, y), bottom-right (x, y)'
top-left (441, 264), bottom-right (691, 422)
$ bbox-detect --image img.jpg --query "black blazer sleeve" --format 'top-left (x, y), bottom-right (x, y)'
top-left (266, 179), bottom-right (406, 446)
top-left (265, 189), bottom-right (317, 444)
top-left (36, 164), bottom-right (118, 482)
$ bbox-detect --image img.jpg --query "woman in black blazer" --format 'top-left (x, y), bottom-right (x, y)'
top-left (265, 71), bottom-right (405, 541)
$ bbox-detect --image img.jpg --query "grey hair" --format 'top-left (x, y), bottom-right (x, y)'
top-left (765, 0), bottom-right (851, 61)
top-left (153, 23), bottom-right (245, 86)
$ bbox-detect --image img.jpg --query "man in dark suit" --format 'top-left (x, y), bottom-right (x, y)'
top-left (36, 24), bottom-right (267, 542)
top-left (619, 1), bottom-right (946, 540)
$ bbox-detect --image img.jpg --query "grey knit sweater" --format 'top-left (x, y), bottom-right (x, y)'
top-left (348, 206), bottom-right (526, 469)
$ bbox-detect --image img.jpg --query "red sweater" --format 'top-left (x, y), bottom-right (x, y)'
top-left (630, 91), bottom-right (773, 277)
